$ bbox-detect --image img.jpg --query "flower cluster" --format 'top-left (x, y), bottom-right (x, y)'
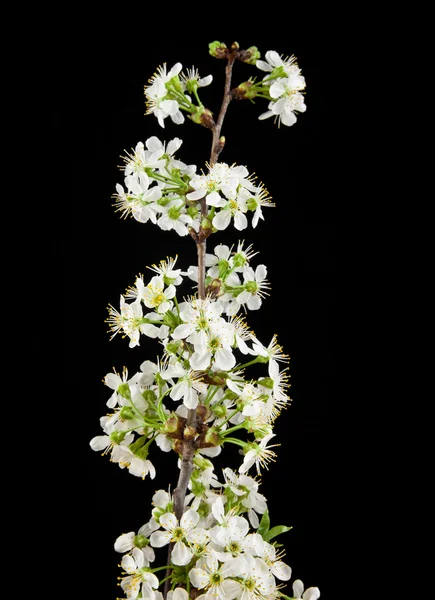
top-left (113, 471), bottom-right (320, 600)
top-left (256, 51), bottom-right (307, 127)
top-left (114, 136), bottom-right (273, 235)
top-left (145, 63), bottom-right (213, 128)
top-left (188, 242), bottom-right (270, 315)
top-left (91, 43), bottom-right (319, 600)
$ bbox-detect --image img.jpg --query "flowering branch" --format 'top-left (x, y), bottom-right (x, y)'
top-left (90, 39), bottom-right (319, 600)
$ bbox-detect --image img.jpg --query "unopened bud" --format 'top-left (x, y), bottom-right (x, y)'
top-left (173, 439), bottom-right (184, 455)
top-left (209, 41), bottom-right (228, 59)
top-left (232, 81), bottom-right (258, 101)
top-left (191, 479), bottom-right (206, 496)
top-left (239, 46), bottom-right (261, 65)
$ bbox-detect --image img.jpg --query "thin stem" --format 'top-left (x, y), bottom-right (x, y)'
top-left (210, 50), bottom-right (237, 167)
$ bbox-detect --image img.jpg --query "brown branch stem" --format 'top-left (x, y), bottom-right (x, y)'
top-left (163, 45), bottom-right (238, 599)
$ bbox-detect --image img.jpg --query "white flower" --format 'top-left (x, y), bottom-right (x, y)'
top-left (222, 468), bottom-right (267, 528)
top-left (170, 368), bottom-right (206, 410)
top-left (180, 67), bottom-right (213, 88)
top-left (103, 367), bottom-right (130, 408)
top-left (149, 509), bottom-right (200, 565)
top-left (212, 189), bottom-right (249, 231)
top-left (89, 429), bottom-right (134, 464)
top-left (259, 89), bottom-right (306, 127)
top-left (268, 359), bottom-right (290, 403)
top-left (236, 265), bottom-right (270, 310)
top-left (292, 579), bottom-right (321, 600)
top-left (145, 135), bottom-right (183, 161)
top-left (115, 531), bottom-right (136, 553)
top-left (113, 181), bottom-right (162, 223)
top-left (157, 199), bottom-right (196, 236)
top-left (239, 433), bottom-right (279, 475)
top-left (120, 555), bottom-right (159, 600)
top-left (244, 533), bottom-right (291, 581)
top-left (248, 185), bottom-right (274, 228)
top-left (234, 553), bottom-right (276, 600)
top-left (128, 457), bottom-right (156, 480)
top-left (209, 513), bottom-right (250, 559)
top-left (256, 50), bottom-right (300, 78)
top-left (147, 256), bottom-right (183, 286)
top-left (145, 62), bottom-right (185, 128)
top-left (141, 274), bottom-right (176, 314)
top-left (106, 297), bottom-right (144, 347)
top-left (249, 334), bottom-right (289, 363)
top-left (172, 297), bottom-right (224, 341)
top-left (187, 163), bottom-right (239, 206)
top-left (189, 555), bottom-right (246, 600)
top-left (123, 140), bottom-right (166, 184)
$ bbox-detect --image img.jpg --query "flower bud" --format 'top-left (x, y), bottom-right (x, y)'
top-left (232, 81), bottom-right (258, 101)
top-left (191, 107), bottom-right (215, 129)
top-left (120, 406), bottom-right (136, 420)
top-left (239, 46), bottom-right (261, 65)
top-left (134, 534), bottom-right (150, 548)
top-left (209, 41), bottom-right (228, 59)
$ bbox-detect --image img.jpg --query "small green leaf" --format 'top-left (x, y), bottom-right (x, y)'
top-left (264, 525), bottom-right (293, 542)
top-left (257, 510), bottom-right (270, 537)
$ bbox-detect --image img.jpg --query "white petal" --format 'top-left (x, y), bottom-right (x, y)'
top-left (167, 137), bottom-right (183, 154)
top-left (255, 264), bottom-right (267, 282)
top-left (160, 512), bottom-right (178, 532)
top-left (303, 588), bottom-right (321, 600)
top-left (198, 74), bottom-right (213, 87)
top-left (293, 580), bottom-right (305, 598)
top-left (187, 189), bottom-right (206, 201)
top-left (121, 554), bottom-right (136, 574)
top-left (189, 568), bottom-right (209, 589)
top-left (114, 532), bottom-right (135, 553)
top-left (89, 435), bottom-right (109, 451)
top-left (234, 212), bottom-right (248, 231)
top-left (214, 347), bottom-right (236, 370)
top-left (281, 109), bottom-right (297, 126)
top-left (272, 561), bottom-right (292, 581)
top-left (212, 210), bottom-right (232, 230)
top-left (171, 110), bottom-right (185, 125)
top-left (258, 110), bottom-right (274, 121)
top-left (171, 540), bottom-right (193, 565)
top-left (190, 351), bottom-right (211, 370)
top-left (172, 323), bottom-right (196, 339)
top-left (256, 60), bottom-right (273, 72)
top-left (247, 295), bottom-right (262, 310)
top-left (149, 530), bottom-right (172, 548)
top-left (184, 387), bottom-right (199, 409)
top-left (270, 81), bottom-right (285, 99)
top-left (206, 191), bottom-right (226, 207)
top-left (265, 50), bottom-right (282, 67)
top-left (180, 508), bottom-right (200, 530)
top-left (146, 136), bottom-right (163, 153)
top-left (173, 589), bottom-right (189, 600)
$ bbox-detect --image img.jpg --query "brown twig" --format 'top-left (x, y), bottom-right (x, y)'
top-left (163, 43), bottom-right (239, 599)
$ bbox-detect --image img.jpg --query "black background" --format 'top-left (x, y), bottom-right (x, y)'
top-left (57, 21), bottom-right (337, 600)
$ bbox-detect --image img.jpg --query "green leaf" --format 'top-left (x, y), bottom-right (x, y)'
top-left (264, 525), bottom-right (293, 542)
top-left (257, 510), bottom-right (270, 537)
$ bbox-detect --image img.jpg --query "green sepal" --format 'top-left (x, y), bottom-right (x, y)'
top-left (117, 382), bottom-right (131, 400)
top-left (120, 406), bottom-right (136, 420)
top-left (109, 430), bottom-right (127, 444)
top-left (143, 389), bottom-right (157, 404)
top-left (128, 435), bottom-right (149, 459)
top-left (257, 377), bottom-right (274, 389)
top-left (134, 534), bottom-right (150, 548)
